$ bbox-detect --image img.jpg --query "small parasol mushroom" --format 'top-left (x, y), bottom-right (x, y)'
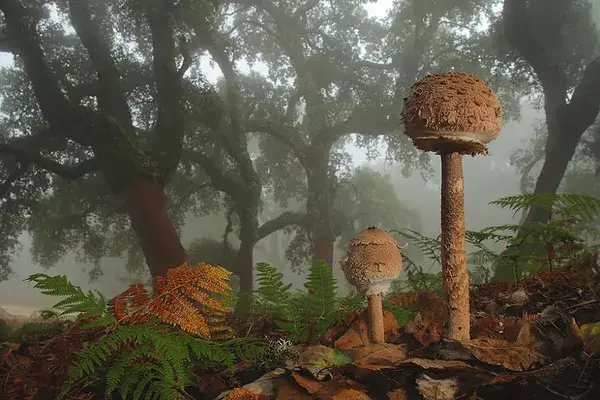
top-left (341, 226), bottom-right (403, 344)
top-left (400, 72), bottom-right (503, 341)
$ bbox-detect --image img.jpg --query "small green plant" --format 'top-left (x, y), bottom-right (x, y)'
top-left (253, 260), bottom-right (364, 343)
top-left (255, 337), bottom-right (297, 372)
top-left (26, 264), bottom-right (262, 400)
top-left (393, 193), bottom-right (600, 285)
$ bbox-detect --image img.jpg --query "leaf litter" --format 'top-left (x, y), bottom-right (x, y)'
top-left (218, 264), bottom-right (600, 399)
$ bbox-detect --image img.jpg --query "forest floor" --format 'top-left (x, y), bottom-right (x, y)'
top-left (1, 264), bottom-right (600, 400)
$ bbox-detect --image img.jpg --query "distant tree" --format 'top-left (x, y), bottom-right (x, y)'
top-left (500, 0), bottom-right (600, 224)
top-left (0, 0), bottom-right (220, 279)
top-left (334, 167), bottom-right (422, 242)
top-left (0, 0), bottom-right (305, 293)
top-left (228, 0), bottom-right (525, 267)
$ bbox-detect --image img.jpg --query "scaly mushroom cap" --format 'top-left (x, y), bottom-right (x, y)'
top-left (400, 72), bottom-right (503, 156)
top-left (342, 226), bottom-right (403, 295)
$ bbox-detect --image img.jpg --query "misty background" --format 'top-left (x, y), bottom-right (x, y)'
top-left (0, 0), bottom-right (596, 311)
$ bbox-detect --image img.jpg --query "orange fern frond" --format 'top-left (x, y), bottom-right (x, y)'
top-left (118, 262), bottom-right (232, 339)
top-left (108, 283), bottom-right (150, 320)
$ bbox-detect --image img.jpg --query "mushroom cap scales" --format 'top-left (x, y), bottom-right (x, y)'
top-left (342, 227), bottom-right (403, 295)
top-left (400, 72), bottom-right (502, 156)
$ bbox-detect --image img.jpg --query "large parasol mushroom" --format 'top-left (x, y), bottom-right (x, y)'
top-left (341, 226), bottom-right (403, 344)
top-left (400, 72), bottom-right (503, 341)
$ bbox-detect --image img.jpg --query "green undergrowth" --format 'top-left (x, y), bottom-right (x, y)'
top-left (24, 272), bottom-right (264, 400)
top-left (392, 193), bottom-right (600, 287)
top-left (251, 259), bottom-right (418, 343)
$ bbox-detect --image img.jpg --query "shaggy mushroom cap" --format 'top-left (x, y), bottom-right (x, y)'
top-left (400, 72), bottom-right (502, 156)
top-left (342, 226), bottom-right (403, 295)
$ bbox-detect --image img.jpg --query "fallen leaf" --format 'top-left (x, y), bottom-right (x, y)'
top-left (215, 369), bottom-right (287, 400)
top-left (298, 345), bottom-right (352, 367)
top-left (416, 374), bottom-right (459, 400)
top-left (291, 371), bottom-right (324, 394)
top-left (386, 388), bottom-right (410, 400)
top-left (348, 343), bottom-right (408, 366)
top-left (296, 345), bottom-right (351, 380)
top-left (221, 387), bottom-right (265, 400)
top-left (334, 310), bottom-right (400, 350)
top-left (405, 320), bottom-right (443, 347)
top-left (460, 338), bottom-right (546, 371)
top-left (578, 321), bottom-right (600, 355)
top-left (313, 375), bottom-right (370, 400)
top-left (331, 388), bottom-right (372, 399)
top-left (275, 379), bottom-right (313, 400)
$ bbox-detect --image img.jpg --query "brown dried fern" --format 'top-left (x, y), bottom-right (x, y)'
top-left (111, 262), bottom-right (233, 339)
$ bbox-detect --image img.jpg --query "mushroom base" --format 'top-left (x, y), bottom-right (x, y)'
top-left (406, 128), bottom-right (493, 156)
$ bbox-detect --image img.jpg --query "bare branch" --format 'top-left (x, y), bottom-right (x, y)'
top-left (257, 211), bottom-right (308, 240)
top-left (324, 107), bottom-right (397, 142)
top-left (502, 0), bottom-right (567, 100)
top-left (67, 0), bottom-right (134, 130)
top-left (245, 119), bottom-right (307, 164)
top-left (147, 0), bottom-right (186, 177)
top-left (1, 0), bottom-right (76, 137)
top-left (0, 142), bottom-right (99, 179)
top-left (182, 149), bottom-right (244, 198)
top-left (177, 35), bottom-right (193, 77)
top-left (557, 56), bottom-right (600, 133)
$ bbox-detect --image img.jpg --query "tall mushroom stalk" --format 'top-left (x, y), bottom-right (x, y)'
top-left (341, 226), bottom-right (403, 344)
top-left (400, 72), bottom-right (503, 341)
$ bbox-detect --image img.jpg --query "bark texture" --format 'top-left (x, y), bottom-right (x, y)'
top-left (234, 237), bottom-right (255, 313)
top-left (313, 241), bottom-right (334, 267)
top-left (121, 179), bottom-right (186, 278)
top-left (440, 153), bottom-right (470, 341)
top-left (367, 294), bottom-right (385, 344)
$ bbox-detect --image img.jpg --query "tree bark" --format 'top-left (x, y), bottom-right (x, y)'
top-left (234, 237), bottom-right (255, 314)
top-left (313, 241), bottom-right (334, 267)
top-left (440, 153), bottom-right (470, 341)
top-left (120, 179), bottom-right (186, 278)
top-left (307, 163), bottom-right (335, 268)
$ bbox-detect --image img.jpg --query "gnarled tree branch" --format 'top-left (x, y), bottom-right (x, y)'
top-left (257, 211), bottom-right (308, 240)
top-left (147, 0), bottom-right (186, 178)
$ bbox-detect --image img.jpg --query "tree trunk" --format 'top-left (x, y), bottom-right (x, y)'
top-left (525, 132), bottom-right (582, 223)
top-left (236, 239), bottom-right (255, 296)
top-left (307, 165), bottom-right (335, 268)
top-left (120, 179), bottom-right (186, 278)
top-left (313, 241), bottom-right (334, 267)
top-left (234, 209), bottom-right (259, 314)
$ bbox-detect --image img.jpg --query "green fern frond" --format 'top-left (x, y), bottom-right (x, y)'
top-left (392, 229), bottom-right (441, 263)
top-left (26, 274), bottom-right (115, 327)
top-left (60, 324), bottom-right (236, 400)
top-left (255, 262), bottom-right (293, 309)
top-left (490, 193), bottom-right (600, 220)
top-left (304, 259), bottom-right (337, 317)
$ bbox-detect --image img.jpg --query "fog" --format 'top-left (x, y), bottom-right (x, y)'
top-left (0, 0), bottom-right (597, 312)
top-left (0, 101), bottom-right (538, 309)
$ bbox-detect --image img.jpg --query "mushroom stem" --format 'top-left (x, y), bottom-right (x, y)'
top-left (367, 294), bottom-right (385, 344)
top-left (440, 152), bottom-right (470, 341)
